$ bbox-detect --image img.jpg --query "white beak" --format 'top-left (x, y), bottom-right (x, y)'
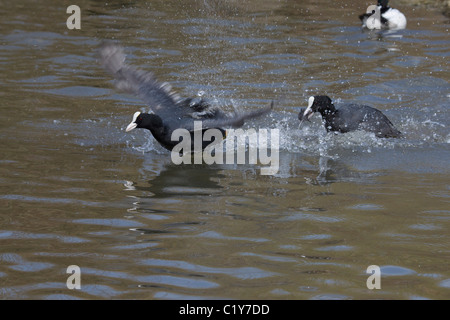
top-left (303, 96), bottom-right (315, 120)
top-left (125, 111), bottom-right (141, 132)
top-left (126, 122), bottom-right (137, 132)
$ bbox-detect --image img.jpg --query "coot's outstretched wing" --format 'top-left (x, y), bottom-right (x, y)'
top-left (99, 42), bottom-right (274, 131)
top-left (186, 100), bottom-right (274, 131)
top-left (99, 42), bottom-right (183, 114)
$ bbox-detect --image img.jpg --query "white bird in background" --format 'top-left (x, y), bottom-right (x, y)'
top-left (360, 0), bottom-right (407, 30)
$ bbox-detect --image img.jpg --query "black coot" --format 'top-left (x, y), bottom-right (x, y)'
top-left (99, 42), bottom-right (273, 151)
top-left (298, 95), bottom-right (401, 138)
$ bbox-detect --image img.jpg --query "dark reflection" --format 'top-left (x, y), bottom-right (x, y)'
top-left (132, 228), bottom-right (172, 235)
top-left (315, 156), bottom-right (363, 184)
top-left (132, 154), bottom-right (225, 198)
top-left (276, 152), bottom-right (365, 185)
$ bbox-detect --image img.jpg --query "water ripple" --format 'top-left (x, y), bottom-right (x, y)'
top-left (0, 230), bottom-right (88, 244)
top-left (81, 268), bottom-right (219, 290)
top-left (141, 258), bottom-right (279, 279)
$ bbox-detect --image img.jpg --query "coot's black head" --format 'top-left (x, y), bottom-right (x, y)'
top-left (126, 111), bottom-right (163, 132)
top-left (299, 95), bottom-right (334, 122)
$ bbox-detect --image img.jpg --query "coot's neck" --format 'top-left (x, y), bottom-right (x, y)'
top-left (141, 114), bottom-right (163, 131)
top-left (141, 114), bottom-right (169, 142)
top-left (145, 114), bottom-right (181, 151)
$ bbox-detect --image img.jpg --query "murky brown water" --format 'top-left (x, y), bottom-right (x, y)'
top-left (1, 0), bottom-right (449, 299)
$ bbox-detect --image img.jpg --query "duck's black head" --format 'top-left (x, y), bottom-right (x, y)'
top-left (126, 112), bottom-right (163, 132)
top-left (378, 0), bottom-right (389, 9)
top-left (299, 95), bottom-right (335, 122)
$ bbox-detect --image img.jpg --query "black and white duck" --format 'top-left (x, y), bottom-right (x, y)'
top-left (360, 0), bottom-right (407, 30)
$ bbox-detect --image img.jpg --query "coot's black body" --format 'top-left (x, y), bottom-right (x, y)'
top-left (298, 95), bottom-right (401, 138)
top-left (99, 42), bottom-right (273, 151)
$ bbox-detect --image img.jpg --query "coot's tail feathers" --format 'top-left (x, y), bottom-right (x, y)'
top-left (379, 117), bottom-right (402, 138)
top-left (376, 129), bottom-right (402, 139)
top-left (385, 127), bottom-right (402, 139)
top-left (98, 42), bottom-right (181, 110)
top-left (359, 119), bottom-right (402, 138)
top-left (196, 101), bottom-right (274, 130)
